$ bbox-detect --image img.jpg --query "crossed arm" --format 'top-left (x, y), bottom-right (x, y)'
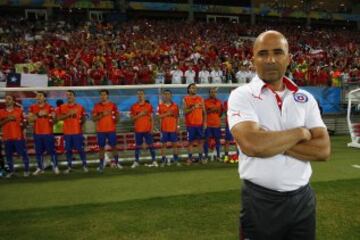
top-left (231, 121), bottom-right (330, 161)
top-left (0, 116), bottom-right (14, 127)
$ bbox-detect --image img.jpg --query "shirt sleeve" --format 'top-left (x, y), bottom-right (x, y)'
top-left (112, 103), bottom-right (119, 114)
top-left (227, 88), bottom-right (259, 130)
top-left (92, 104), bottom-right (98, 116)
top-left (58, 105), bottom-right (64, 116)
top-left (130, 105), bottom-right (135, 117)
top-left (304, 94), bottom-right (326, 129)
top-left (49, 106), bottom-right (55, 114)
top-left (175, 105), bottom-right (179, 117)
top-left (80, 106), bottom-right (86, 117)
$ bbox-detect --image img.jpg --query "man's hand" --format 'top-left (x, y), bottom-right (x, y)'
top-left (138, 111), bottom-right (147, 117)
top-left (67, 110), bottom-right (77, 118)
top-left (7, 115), bottom-right (16, 121)
top-left (166, 110), bottom-right (174, 117)
top-left (38, 110), bottom-right (48, 117)
top-left (102, 110), bottom-right (112, 116)
top-left (301, 128), bottom-right (312, 141)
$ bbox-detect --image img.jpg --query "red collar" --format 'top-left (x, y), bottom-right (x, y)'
top-left (262, 76), bottom-right (299, 93)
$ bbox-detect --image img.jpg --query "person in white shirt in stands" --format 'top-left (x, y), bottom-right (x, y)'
top-left (184, 65), bottom-right (196, 84)
top-left (235, 64), bottom-right (250, 84)
top-left (228, 30), bottom-right (330, 240)
top-left (247, 64), bottom-right (256, 81)
top-left (198, 65), bottom-right (210, 84)
top-left (170, 65), bottom-right (183, 84)
top-left (210, 65), bottom-right (223, 83)
top-left (155, 65), bottom-right (165, 84)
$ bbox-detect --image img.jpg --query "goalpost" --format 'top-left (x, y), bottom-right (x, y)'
top-left (346, 88), bottom-right (360, 148)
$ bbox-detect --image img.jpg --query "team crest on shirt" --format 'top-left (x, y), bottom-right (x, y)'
top-left (293, 93), bottom-right (308, 103)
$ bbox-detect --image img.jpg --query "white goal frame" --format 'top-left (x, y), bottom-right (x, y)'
top-left (346, 88), bottom-right (360, 148)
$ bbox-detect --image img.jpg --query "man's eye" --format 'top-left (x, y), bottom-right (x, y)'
top-left (258, 51), bottom-right (267, 56)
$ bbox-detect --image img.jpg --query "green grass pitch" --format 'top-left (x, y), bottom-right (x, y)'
top-left (0, 135), bottom-right (359, 240)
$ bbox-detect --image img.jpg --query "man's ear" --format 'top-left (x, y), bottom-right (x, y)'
top-left (287, 53), bottom-right (293, 67)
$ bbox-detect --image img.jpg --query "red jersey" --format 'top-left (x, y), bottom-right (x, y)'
top-left (29, 103), bottom-right (54, 134)
top-left (130, 102), bottom-right (153, 133)
top-left (137, 68), bottom-right (153, 84)
top-left (184, 95), bottom-right (204, 127)
top-left (158, 102), bottom-right (179, 132)
top-left (205, 98), bottom-right (223, 128)
top-left (123, 70), bottom-right (136, 85)
top-left (58, 103), bottom-right (85, 135)
top-left (0, 107), bottom-right (24, 140)
top-left (90, 68), bottom-right (106, 85)
top-left (108, 68), bottom-right (123, 85)
top-left (92, 101), bottom-right (118, 132)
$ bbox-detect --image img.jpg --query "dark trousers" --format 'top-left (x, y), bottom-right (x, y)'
top-left (240, 180), bottom-right (316, 240)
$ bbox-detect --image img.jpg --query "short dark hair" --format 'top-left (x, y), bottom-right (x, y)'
top-left (209, 87), bottom-right (217, 94)
top-left (187, 83), bottom-right (196, 93)
top-left (5, 95), bottom-right (15, 101)
top-left (56, 99), bottom-right (64, 107)
top-left (100, 89), bottom-right (109, 95)
top-left (67, 90), bottom-right (76, 96)
top-left (163, 89), bottom-right (172, 94)
top-left (37, 91), bottom-right (47, 98)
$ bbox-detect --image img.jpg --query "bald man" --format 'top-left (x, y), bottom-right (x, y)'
top-left (228, 30), bottom-right (330, 239)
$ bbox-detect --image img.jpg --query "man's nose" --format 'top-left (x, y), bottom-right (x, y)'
top-left (265, 54), bottom-right (276, 63)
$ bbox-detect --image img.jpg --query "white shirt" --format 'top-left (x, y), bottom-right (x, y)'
top-left (210, 70), bottom-right (223, 83)
top-left (198, 70), bottom-right (210, 84)
top-left (155, 71), bottom-right (165, 84)
top-left (228, 75), bottom-right (326, 191)
top-left (171, 70), bottom-right (183, 84)
top-left (184, 70), bottom-right (196, 84)
top-left (235, 70), bottom-right (249, 84)
top-left (190, 52), bottom-right (202, 64)
top-left (0, 71), bottom-right (6, 82)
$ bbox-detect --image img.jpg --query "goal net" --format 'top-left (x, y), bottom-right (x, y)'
top-left (346, 88), bottom-right (360, 148)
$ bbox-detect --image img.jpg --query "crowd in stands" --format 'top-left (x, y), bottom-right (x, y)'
top-left (0, 16), bottom-right (359, 87)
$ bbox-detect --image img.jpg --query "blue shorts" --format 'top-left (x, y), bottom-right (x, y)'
top-left (64, 134), bottom-right (85, 151)
top-left (34, 134), bottom-right (56, 155)
top-left (97, 132), bottom-right (117, 148)
top-left (135, 132), bottom-right (153, 146)
top-left (4, 140), bottom-right (28, 158)
top-left (225, 126), bottom-right (234, 141)
top-left (161, 132), bottom-right (178, 143)
top-left (205, 127), bottom-right (221, 139)
top-left (187, 126), bottom-right (204, 142)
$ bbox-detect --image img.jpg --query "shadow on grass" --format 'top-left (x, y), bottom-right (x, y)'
top-left (0, 161), bottom-right (237, 185)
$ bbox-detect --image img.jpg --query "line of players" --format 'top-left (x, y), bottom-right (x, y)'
top-left (0, 84), bottom-right (238, 178)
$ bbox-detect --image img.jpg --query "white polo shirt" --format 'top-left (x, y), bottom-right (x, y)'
top-left (185, 70), bottom-right (196, 84)
top-left (228, 75), bottom-right (326, 191)
top-left (210, 70), bottom-right (223, 83)
top-left (198, 70), bottom-right (210, 84)
top-left (171, 70), bottom-right (183, 84)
